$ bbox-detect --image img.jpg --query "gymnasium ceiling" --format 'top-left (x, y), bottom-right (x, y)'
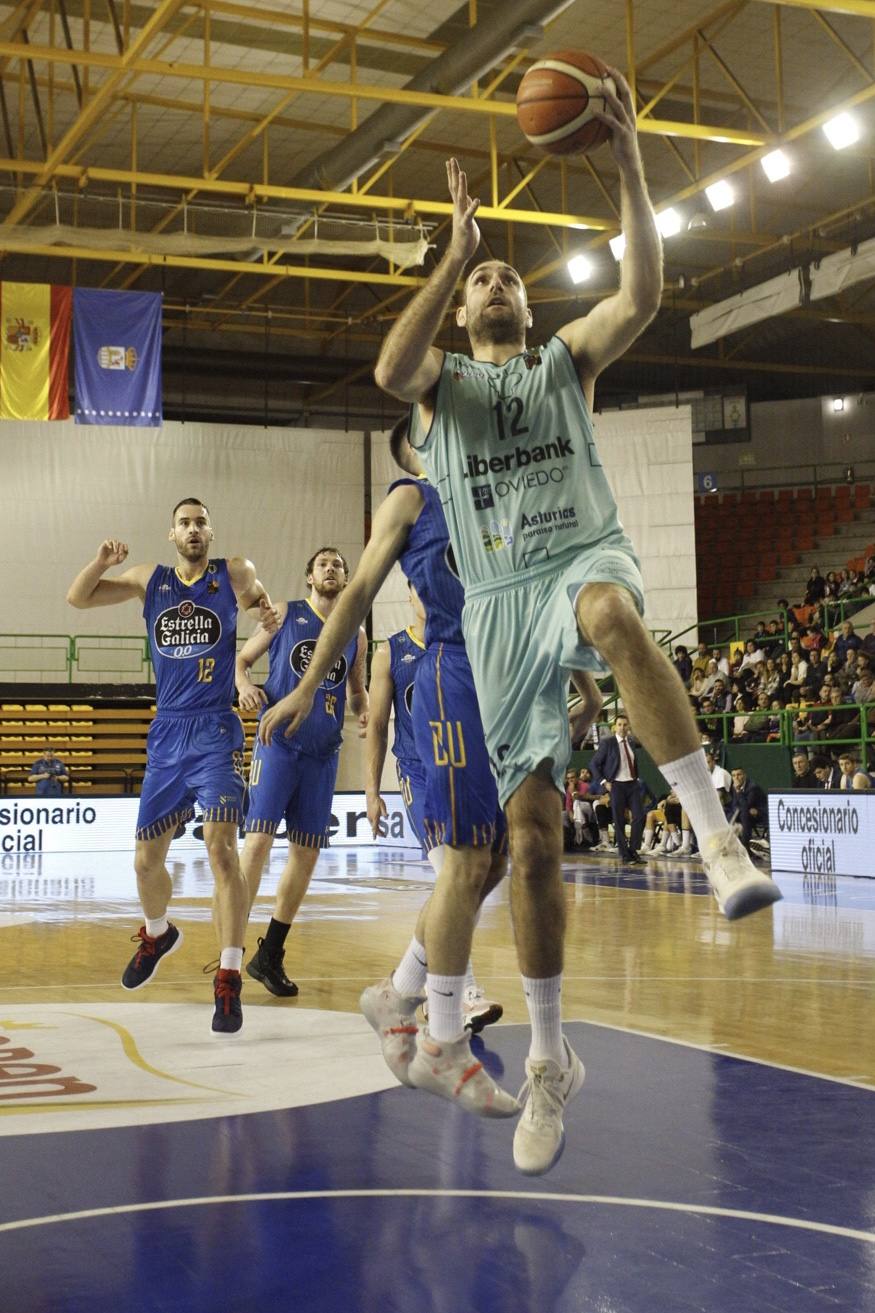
top-left (4, 0), bottom-right (875, 424)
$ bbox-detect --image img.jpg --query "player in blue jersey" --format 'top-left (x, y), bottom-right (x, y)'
top-left (365, 579), bottom-right (503, 1034)
top-left (235, 546), bottom-right (369, 997)
top-left (371, 75), bottom-right (781, 1173)
top-left (66, 497), bottom-right (278, 1034)
top-left (259, 420), bottom-right (601, 1122)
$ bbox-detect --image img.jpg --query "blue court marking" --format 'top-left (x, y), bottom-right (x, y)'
top-left (2, 1021), bottom-right (873, 1312)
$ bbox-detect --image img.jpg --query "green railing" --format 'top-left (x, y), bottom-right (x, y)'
top-left (0, 633), bottom-right (270, 684)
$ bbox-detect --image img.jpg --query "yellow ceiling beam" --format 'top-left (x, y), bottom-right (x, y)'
top-left (0, 237), bottom-right (424, 285)
top-left (751, 0), bottom-right (875, 17)
top-left (0, 42), bottom-right (769, 146)
top-left (626, 350), bottom-right (875, 378)
top-left (0, 157), bottom-right (614, 230)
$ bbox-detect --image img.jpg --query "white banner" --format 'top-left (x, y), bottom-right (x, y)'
top-left (768, 790), bottom-right (875, 878)
top-left (0, 792), bottom-right (419, 855)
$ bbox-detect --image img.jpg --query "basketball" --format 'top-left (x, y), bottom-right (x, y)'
top-left (516, 50), bottom-right (616, 156)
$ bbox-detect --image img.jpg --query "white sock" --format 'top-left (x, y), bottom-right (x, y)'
top-left (642, 826), bottom-right (655, 850)
top-left (145, 915), bottom-right (169, 938)
top-left (599, 829), bottom-right (610, 845)
top-left (219, 947), bottom-right (243, 972)
top-left (660, 750), bottom-right (729, 846)
top-left (678, 829), bottom-right (693, 852)
top-left (392, 937), bottom-right (428, 999)
top-left (426, 973), bottom-right (466, 1042)
top-left (522, 974), bottom-right (564, 1064)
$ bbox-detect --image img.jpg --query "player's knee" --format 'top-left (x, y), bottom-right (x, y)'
top-left (510, 814), bottom-right (561, 876)
top-left (133, 849), bottom-right (162, 881)
top-left (577, 587), bottom-right (641, 655)
top-left (205, 834), bottom-right (239, 878)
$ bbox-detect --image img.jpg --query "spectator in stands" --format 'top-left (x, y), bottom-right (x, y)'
top-left (782, 651), bottom-right (808, 699)
top-left (834, 620), bottom-right (862, 666)
top-left (818, 686), bottom-right (861, 742)
top-left (731, 693), bottom-right (753, 742)
top-left (740, 640), bottom-right (764, 673)
top-left (852, 667), bottom-right (874, 706)
top-left (700, 658), bottom-right (721, 697)
top-left (697, 696), bottom-right (724, 742)
top-left (791, 750), bottom-right (820, 789)
top-left (837, 649), bottom-right (859, 696)
top-left (804, 567), bottom-right (825, 606)
top-left (813, 754), bottom-right (841, 790)
top-left (691, 641), bottom-right (711, 678)
top-left (711, 678), bottom-right (732, 714)
top-left (837, 569), bottom-right (856, 600)
top-left (705, 748), bottom-right (732, 806)
top-left (711, 647), bottom-right (730, 677)
top-left (28, 747), bottom-right (70, 797)
top-left (838, 751), bottom-right (873, 791)
top-left (766, 698), bottom-right (785, 743)
top-left (572, 768), bottom-right (598, 848)
top-left (863, 619), bottom-right (875, 662)
top-left (759, 657), bottom-right (781, 700)
top-left (672, 644), bottom-right (692, 685)
top-left (801, 623), bottom-right (825, 657)
top-left (689, 668), bottom-right (707, 705)
top-left (745, 690), bottom-right (772, 742)
top-left (792, 699), bottom-right (817, 743)
top-left (752, 620), bottom-right (769, 645)
top-left (805, 646), bottom-right (827, 688)
top-left (729, 767), bottom-right (767, 852)
top-left (562, 768), bottom-right (579, 850)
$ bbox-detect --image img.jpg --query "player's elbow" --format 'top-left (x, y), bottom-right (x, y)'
top-left (66, 590), bottom-right (86, 609)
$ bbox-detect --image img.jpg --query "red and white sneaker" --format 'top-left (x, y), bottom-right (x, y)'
top-left (408, 1028), bottom-right (519, 1118)
top-left (360, 976), bottom-right (422, 1087)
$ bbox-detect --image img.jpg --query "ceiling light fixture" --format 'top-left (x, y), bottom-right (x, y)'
top-left (608, 233), bottom-right (626, 261)
top-left (656, 208), bottom-right (682, 238)
top-left (567, 253), bottom-right (594, 284)
top-left (761, 148), bottom-right (791, 182)
top-left (705, 179), bottom-right (735, 212)
top-left (823, 112), bottom-right (860, 150)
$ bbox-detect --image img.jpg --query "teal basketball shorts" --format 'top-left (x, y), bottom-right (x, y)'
top-left (462, 545), bottom-right (644, 807)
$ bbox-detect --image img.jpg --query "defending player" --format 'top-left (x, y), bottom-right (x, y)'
top-left (66, 498), bottom-right (278, 1035)
top-left (366, 579), bottom-right (503, 1035)
top-left (370, 72), bottom-right (780, 1173)
top-left (236, 547), bottom-right (369, 996)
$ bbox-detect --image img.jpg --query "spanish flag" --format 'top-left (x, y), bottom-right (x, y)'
top-left (0, 282), bottom-right (72, 420)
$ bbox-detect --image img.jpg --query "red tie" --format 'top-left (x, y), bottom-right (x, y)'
top-left (622, 738), bottom-right (637, 779)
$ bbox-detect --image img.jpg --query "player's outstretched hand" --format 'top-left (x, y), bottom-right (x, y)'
top-left (367, 793), bottom-right (387, 839)
top-left (237, 680), bottom-right (267, 713)
top-left (97, 539), bottom-right (128, 568)
top-left (258, 595), bottom-right (281, 634)
top-left (446, 158), bottom-right (480, 265)
top-left (258, 688), bottom-right (314, 745)
top-left (592, 67), bottom-right (640, 171)
top-left (357, 711), bottom-right (369, 738)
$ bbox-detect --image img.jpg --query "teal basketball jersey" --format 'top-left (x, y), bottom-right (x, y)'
top-left (409, 335), bottom-right (633, 593)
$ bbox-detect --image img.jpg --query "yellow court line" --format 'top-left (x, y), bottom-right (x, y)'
top-left (60, 1012), bottom-right (243, 1096)
top-left (0, 1097), bottom-right (213, 1117)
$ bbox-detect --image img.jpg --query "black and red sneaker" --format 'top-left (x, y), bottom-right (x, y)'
top-left (212, 968), bottom-right (243, 1035)
top-left (121, 923), bottom-right (183, 991)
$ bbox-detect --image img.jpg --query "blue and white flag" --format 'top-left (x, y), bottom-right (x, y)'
top-left (74, 289), bottom-right (162, 426)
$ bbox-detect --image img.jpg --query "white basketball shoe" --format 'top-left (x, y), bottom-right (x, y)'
top-left (513, 1037), bottom-right (585, 1176)
top-left (702, 827), bottom-right (782, 920)
top-left (408, 1029), bottom-right (520, 1118)
top-left (359, 976), bottom-right (422, 1087)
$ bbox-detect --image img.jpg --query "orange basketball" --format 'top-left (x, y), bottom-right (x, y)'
top-left (516, 50), bottom-right (615, 156)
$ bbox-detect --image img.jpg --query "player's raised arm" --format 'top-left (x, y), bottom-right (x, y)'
top-left (364, 642), bottom-right (394, 837)
top-left (66, 540), bottom-right (152, 609)
top-left (557, 69), bottom-right (662, 397)
top-left (227, 557), bottom-right (280, 633)
top-left (259, 483), bottom-right (423, 744)
top-left (374, 158), bottom-right (479, 404)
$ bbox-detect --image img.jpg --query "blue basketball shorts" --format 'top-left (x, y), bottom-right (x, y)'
top-left (463, 544), bottom-right (645, 807)
top-left (136, 710), bottom-right (245, 840)
top-left (411, 643), bottom-right (504, 852)
top-left (245, 731), bottom-right (340, 849)
top-left (396, 755), bottom-right (428, 856)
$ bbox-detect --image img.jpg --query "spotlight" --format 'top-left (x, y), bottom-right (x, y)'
top-left (687, 211), bottom-right (709, 231)
top-left (567, 253), bottom-right (593, 284)
top-left (832, 397), bottom-right (845, 412)
top-left (705, 179), bottom-right (735, 212)
top-left (656, 208), bottom-right (682, 238)
top-left (823, 112), bottom-right (860, 150)
top-left (761, 148), bottom-right (791, 182)
top-left (608, 233), bottom-right (626, 261)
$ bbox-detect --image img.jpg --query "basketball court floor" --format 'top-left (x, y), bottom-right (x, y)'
top-left (1, 842), bottom-right (874, 1312)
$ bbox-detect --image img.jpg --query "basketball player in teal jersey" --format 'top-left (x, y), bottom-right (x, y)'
top-left (235, 547), bottom-right (369, 996)
top-left (372, 68), bottom-right (781, 1173)
top-left (66, 498), bottom-right (278, 1034)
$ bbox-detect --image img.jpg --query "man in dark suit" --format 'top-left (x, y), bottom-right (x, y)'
top-left (729, 767), bottom-right (767, 851)
top-left (590, 714), bottom-right (646, 864)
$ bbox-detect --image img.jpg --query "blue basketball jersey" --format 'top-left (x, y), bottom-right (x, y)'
top-left (144, 558), bottom-right (237, 713)
top-left (262, 598), bottom-right (359, 757)
top-left (392, 478), bottom-right (465, 646)
top-left (387, 627), bottom-right (425, 765)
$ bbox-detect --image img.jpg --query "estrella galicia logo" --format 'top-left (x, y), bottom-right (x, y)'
top-left (154, 602), bottom-right (222, 658)
top-left (290, 639), bottom-right (348, 691)
top-left (472, 483), bottom-right (494, 510)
